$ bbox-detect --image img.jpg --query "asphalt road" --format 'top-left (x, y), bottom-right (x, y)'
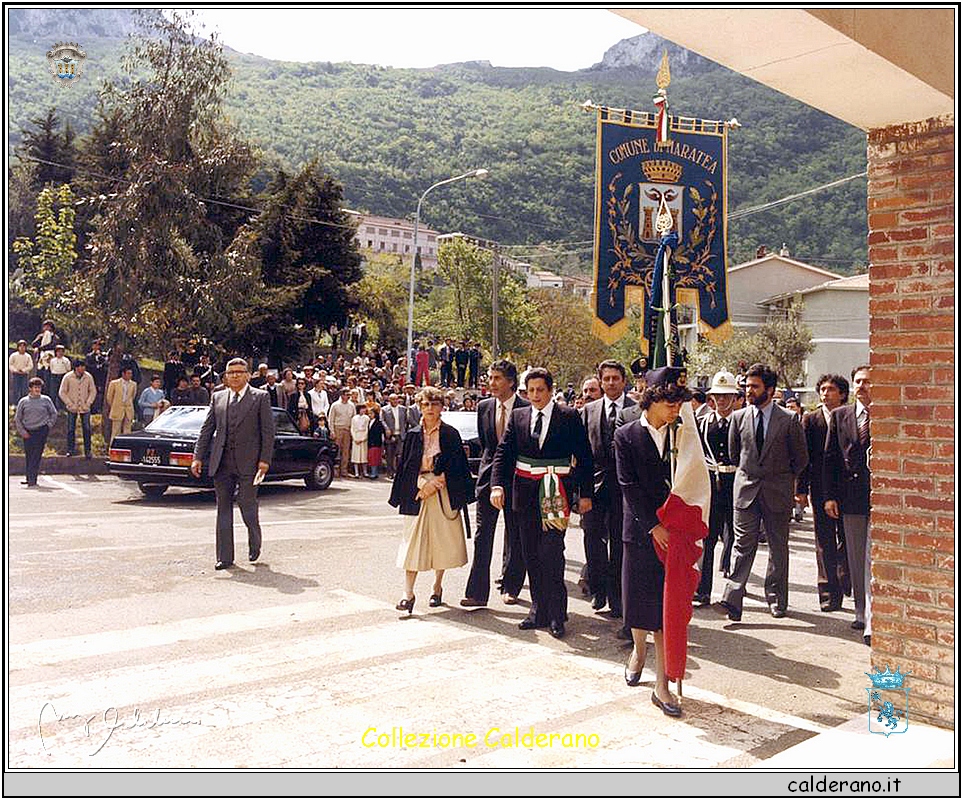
top-left (8, 474), bottom-right (883, 769)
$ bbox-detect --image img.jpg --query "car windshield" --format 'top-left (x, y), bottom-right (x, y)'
top-left (144, 405), bottom-right (208, 434)
top-left (441, 411), bottom-right (478, 441)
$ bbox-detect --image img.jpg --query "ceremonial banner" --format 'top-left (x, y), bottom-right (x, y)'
top-left (591, 108), bottom-right (732, 352)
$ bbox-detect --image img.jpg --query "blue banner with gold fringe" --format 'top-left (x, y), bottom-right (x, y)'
top-left (591, 107), bottom-right (732, 352)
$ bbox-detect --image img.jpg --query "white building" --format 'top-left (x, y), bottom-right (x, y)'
top-left (346, 212), bottom-right (440, 269)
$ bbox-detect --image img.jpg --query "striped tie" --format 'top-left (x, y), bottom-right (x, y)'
top-left (858, 408), bottom-right (870, 447)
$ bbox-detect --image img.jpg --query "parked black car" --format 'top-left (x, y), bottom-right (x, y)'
top-left (107, 405), bottom-right (338, 497)
top-left (441, 410), bottom-right (481, 477)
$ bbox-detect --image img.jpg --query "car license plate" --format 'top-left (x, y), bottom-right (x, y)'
top-left (142, 449), bottom-right (161, 465)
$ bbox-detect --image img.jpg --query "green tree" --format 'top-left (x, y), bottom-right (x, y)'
top-left (11, 184), bottom-right (94, 342)
top-left (415, 238), bottom-right (536, 357)
top-left (79, 10), bottom-right (259, 375)
top-left (16, 108), bottom-right (76, 188)
top-left (225, 161), bottom-right (363, 363)
top-left (754, 299), bottom-right (816, 387)
top-left (687, 299), bottom-right (814, 387)
top-left (349, 252), bottom-right (410, 348)
top-left (523, 289), bottom-right (609, 387)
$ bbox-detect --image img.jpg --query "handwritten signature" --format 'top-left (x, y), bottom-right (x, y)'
top-left (39, 701), bottom-right (202, 756)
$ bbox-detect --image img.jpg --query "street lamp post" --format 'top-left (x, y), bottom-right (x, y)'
top-left (406, 168), bottom-right (489, 378)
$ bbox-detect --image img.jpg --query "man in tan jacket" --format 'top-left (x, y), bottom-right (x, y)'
top-left (59, 359), bottom-right (98, 457)
top-left (105, 366), bottom-right (137, 445)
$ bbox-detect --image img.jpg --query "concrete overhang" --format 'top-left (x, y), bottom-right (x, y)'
top-left (611, 7), bottom-right (956, 131)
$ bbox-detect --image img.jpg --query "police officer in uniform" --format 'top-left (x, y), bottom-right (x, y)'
top-left (693, 370), bottom-right (740, 604)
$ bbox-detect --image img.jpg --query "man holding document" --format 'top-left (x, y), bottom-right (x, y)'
top-left (192, 358), bottom-right (275, 570)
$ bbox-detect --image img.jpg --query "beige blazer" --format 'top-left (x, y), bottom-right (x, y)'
top-left (105, 377), bottom-right (137, 421)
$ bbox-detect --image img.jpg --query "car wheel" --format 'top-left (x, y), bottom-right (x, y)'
top-left (138, 483), bottom-right (169, 498)
top-left (305, 457), bottom-right (333, 490)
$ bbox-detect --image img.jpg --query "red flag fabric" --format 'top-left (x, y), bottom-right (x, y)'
top-left (653, 403), bottom-right (711, 682)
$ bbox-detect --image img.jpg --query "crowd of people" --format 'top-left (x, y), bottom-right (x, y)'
top-left (11, 324), bottom-right (873, 717)
top-left (383, 355), bottom-right (873, 719)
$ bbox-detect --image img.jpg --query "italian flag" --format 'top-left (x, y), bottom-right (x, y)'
top-left (654, 401), bottom-right (711, 682)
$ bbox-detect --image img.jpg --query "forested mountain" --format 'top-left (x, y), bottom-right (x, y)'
top-left (8, 9), bottom-right (868, 271)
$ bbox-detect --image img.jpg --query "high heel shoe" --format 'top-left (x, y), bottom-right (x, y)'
top-left (429, 590), bottom-right (443, 607)
top-left (395, 595), bottom-right (415, 615)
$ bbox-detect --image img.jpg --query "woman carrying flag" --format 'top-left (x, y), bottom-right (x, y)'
top-left (615, 366), bottom-right (709, 717)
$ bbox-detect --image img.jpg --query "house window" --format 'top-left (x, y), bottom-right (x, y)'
top-left (379, 242), bottom-right (385, 250)
top-left (403, 231), bottom-right (412, 239)
top-left (367, 240), bottom-right (373, 248)
top-left (378, 228), bottom-right (388, 235)
top-left (392, 243), bottom-right (397, 252)
top-left (391, 230), bottom-right (400, 237)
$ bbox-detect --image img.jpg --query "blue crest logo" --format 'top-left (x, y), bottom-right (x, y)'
top-left (45, 42), bottom-right (86, 88)
top-left (866, 666), bottom-right (910, 737)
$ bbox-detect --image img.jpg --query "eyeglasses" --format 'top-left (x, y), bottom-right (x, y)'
top-left (419, 400), bottom-right (443, 408)
top-left (225, 371), bottom-right (248, 377)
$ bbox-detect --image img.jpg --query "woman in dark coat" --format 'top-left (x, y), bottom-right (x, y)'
top-left (614, 367), bottom-right (691, 717)
top-left (366, 404), bottom-right (386, 479)
top-left (287, 377), bottom-right (316, 434)
top-left (388, 386), bottom-right (472, 614)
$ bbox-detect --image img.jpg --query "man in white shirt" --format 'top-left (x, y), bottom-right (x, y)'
top-left (8, 339), bottom-right (33, 402)
top-left (380, 393), bottom-right (411, 478)
top-left (308, 377), bottom-right (330, 422)
top-left (48, 344), bottom-right (72, 410)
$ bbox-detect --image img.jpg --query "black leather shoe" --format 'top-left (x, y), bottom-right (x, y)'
top-left (624, 664), bottom-right (642, 686)
top-left (460, 597), bottom-right (487, 608)
top-left (518, 618), bottom-right (539, 630)
top-left (851, 620), bottom-right (866, 630)
top-left (429, 592), bottom-right (443, 607)
top-left (651, 691), bottom-right (682, 717)
top-left (770, 605), bottom-right (786, 618)
top-left (249, 549), bottom-right (260, 562)
top-left (693, 594), bottom-right (710, 606)
top-left (214, 561), bottom-right (233, 570)
top-left (863, 635), bottom-right (871, 646)
top-left (820, 597), bottom-right (843, 612)
top-left (591, 594), bottom-right (607, 611)
top-left (549, 620), bottom-right (565, 639)
top-left (718, 600), bottom-right (741, 622)
top-left (395, 596), bottom-right (416, 615)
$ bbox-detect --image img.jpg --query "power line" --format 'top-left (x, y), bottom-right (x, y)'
top-left (727, 172), bottom-right (867, 220)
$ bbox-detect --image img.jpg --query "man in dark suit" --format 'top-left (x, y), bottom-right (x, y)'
top-left (454, 342), bottom-right (470, 388)
top-left (719, 363), bottom-right (808, 620)
top-left (381, 393), bottom-right (417, 477)
top-left (438, 338), bottom-right (455, 388)
top-left (796, 373), bottom-right (851, 612)
top-left (580, 359), bottom-right (636, 619)
top-left (192, 358), bottom-right (276, 570)
top-left (462, 359), bottom-right (530, 608)
top-left (823, 365), bottom-right (873, 644)
top-left (491, 367), bottom-right (593, 638)
top-left (693, 370), bottom-right (740, 605)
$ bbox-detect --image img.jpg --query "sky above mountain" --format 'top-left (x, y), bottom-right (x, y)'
top-left (189, 7), bottom-right (646, 71)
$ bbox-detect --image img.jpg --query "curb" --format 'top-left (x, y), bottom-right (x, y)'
top-left (8, 454), bottom-right (110, 475)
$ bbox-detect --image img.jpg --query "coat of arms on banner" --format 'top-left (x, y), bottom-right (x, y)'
top-left (46, 42), bottom-right (86, 87)
top-left (866, 666), bottom-right (910, 737)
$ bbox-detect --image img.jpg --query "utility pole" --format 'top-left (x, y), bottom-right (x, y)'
top-left (492, 243), bottom-right (500, 359)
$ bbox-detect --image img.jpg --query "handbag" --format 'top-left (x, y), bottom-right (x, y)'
top-left (297, 408), bottom-right (312, 433)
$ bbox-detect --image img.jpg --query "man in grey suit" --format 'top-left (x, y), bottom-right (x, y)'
top-left (381, 393), bottom-right (419, 476)
top-left (719, 363), bottom-right (808, 620)
top-left (192, 358), bottom-right (276, 570)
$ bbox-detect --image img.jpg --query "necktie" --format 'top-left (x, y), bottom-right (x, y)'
top-left (533, 411), bottom-right (544, 445)
top-left (602, 401), bottom-right (616, 449)
top-left (496, 402), bottom-right (507, 440)
top-left (233, 392), bottom-right (240, 404)
top-left (858, 408), bottom-right (870, 447)
top-left (755, 408), bottom-right (765, 455)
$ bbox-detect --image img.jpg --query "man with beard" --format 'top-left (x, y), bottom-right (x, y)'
top-left (718, 363), bottom-right (808, 621)
top-left (796, 374), bottom-right (851, 612)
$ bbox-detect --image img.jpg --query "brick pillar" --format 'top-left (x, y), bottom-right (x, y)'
top-left (866, 114), bottom-right (954, 728)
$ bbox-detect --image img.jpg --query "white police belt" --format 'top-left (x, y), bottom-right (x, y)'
top-left (707, 464), bottom-right (737, 474)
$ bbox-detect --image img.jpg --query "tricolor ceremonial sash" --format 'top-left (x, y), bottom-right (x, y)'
top-left (515, 457), bottom-right (572, 532)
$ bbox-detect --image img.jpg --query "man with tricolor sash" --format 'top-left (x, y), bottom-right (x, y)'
top-left (491, 367), bottom-right (594, 639)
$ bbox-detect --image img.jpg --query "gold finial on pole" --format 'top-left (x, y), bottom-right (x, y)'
top-left (656, 49), bottom-right (671, 91)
